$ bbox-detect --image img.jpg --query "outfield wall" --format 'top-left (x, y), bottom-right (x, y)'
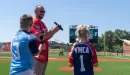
top-left (0, 42), bottom-right (11, 52)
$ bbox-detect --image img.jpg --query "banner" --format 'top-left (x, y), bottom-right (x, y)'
top-left (0, 42), bottom-right (11, 52)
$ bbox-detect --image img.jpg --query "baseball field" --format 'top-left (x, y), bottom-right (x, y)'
top-left (0, 52), bottom-right (130, 75)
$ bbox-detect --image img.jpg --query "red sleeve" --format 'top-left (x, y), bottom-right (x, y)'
top-left (91, 45), bottom-right (98, 64)
top-left (31, 19), bottom-right (41, 34)
top-left (68, 42), bottom-right (77, 64)
top-left (69, 55), bottom-right (73, 64)
top-left (68, 47), bottom-right (74, 64)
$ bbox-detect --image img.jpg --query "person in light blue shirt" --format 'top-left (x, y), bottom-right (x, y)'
top-left (10, 14), bottom-right (44, 75)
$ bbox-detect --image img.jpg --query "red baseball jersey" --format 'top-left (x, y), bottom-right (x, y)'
top-left (31, 17), bottom-right (49, 63)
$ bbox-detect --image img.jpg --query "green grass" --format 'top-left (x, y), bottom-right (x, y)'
top-left (46, 61), bottom-right (73, 75)
top-left (95, 62), bottom-right (130, 75)
top-left (0, 52), bottom-right (11, 57)
top-left (0, 51), bottom-right (130, 75)
top-left (0, 61), bottom-right (10, 75)
top-left (1, 56), bottom-right (130, 75)
top-left (0, 51), bottom-right (69, 57)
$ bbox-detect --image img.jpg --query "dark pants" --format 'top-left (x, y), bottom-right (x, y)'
top-left (74, 72), bottom-right (94, 75)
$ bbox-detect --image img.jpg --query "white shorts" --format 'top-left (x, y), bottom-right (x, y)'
top-left (17, 70), bottom-right (33, 75)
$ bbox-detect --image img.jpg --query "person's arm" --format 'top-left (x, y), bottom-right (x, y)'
top-left (68, 44), bottom-right (76, 67)
top-left (91, 45), bottom-right (98, 67)
top-left (29, 38), bottom-right (39, 56)
top-left (32, 24), bottom-right (60, 41)
top-left (45, 27), bottom-right (59, 40)
top-left (68, 54), bottom-right (73, 67)
top-left (28, 34), bottom-right (45, 56)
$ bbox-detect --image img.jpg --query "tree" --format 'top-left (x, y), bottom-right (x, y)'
top-left (94, 29), bottom-right (130, 53)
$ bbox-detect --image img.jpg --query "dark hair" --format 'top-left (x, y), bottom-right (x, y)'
top-left (20, 14), bottom-right (33, 29)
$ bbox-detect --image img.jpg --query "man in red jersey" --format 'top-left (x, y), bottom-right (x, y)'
top-left (31, 5), bottom-right (61, 75)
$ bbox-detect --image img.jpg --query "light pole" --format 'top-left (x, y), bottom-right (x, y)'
top-left (104, 32), bottom-right (106, 55)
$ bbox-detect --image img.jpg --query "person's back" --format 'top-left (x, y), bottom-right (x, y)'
top-left (72, 42), bottom-right (97, 75)
top-left (68, 25), bottom-right (98, 75)
top-left (10, 30), bottom-right (35, 75)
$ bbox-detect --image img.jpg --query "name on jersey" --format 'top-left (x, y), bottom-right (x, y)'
top-left (74, 47), bottom-right (89, 53)
top-left (14, 35), bottom-right (22, 40)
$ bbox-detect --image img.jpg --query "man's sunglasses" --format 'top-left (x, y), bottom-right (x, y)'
top-left (40, 11), bottom-right (46, 13)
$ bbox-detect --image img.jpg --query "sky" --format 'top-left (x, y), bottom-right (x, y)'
top-left (0, 0), bottom-right (130, 43)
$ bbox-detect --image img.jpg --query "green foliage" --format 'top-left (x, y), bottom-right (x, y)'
top-left (94, 29), bottom-right (130, 52)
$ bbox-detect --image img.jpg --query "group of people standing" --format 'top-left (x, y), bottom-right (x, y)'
top-left (9, 5), bottom-right (130, 75)
top-left (10, 5), bottom-right (61, 75)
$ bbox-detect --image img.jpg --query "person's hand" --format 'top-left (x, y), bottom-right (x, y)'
top-left (51, 25), bottom-right (60, 32)
top-left (38, 44), bottom-right (46, 51)
top-left (93, 63), bottom-right (98, 67)
top-left (68, 63), bottom-right (73, 67)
